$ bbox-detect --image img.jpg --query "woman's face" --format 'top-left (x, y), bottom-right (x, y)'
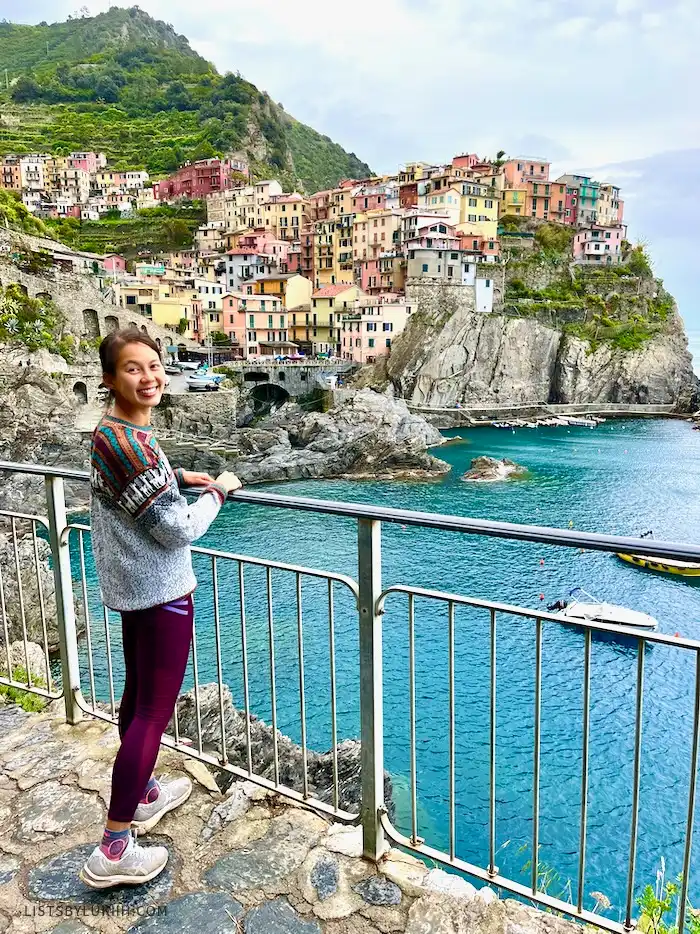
top-left (104, 341), bottom-right (166, 412)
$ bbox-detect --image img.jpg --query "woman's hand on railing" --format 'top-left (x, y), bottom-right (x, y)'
top-left (180, 471), bottom-right (215, 486)
top-left (216, 471), bottom-right (243, 494)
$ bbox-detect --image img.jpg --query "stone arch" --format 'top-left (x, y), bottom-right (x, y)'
top-left (251, 383), bottom-right (289, 414)
top-left (140, 325), bottom-right (148, 334)
top-left (105, 315), bottom-right (119, 333)
top-left (277, 370), bottom-right (286, 382)
top-left (129, 321), bottom-right (139, 329)
top-left (155, 337), bottom-right (162, 350)
top-left (72, 381), bottom-right (88, 405)
top-left (82, 309), bottom-right (100, 339)
top-left (17, 284), bottom-right (28, 296)
top-left (35, 290), bottom-right (52, 302)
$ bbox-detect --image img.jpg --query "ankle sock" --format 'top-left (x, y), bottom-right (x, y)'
top-left (100, 827), bottom-right (130, 861)
top-left (140, 776), bottom-right (160, 805)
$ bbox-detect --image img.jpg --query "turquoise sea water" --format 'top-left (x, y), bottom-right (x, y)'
top-left (74, 418), bottom-right (700, 921)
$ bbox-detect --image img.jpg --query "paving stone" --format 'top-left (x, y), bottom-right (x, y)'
top-left (424, 868), bottom-right (476, 900)
top-left (205, 817), bottom-right (320, 893)
top-left (299, 846), bottom-right (370, 921)
top-left (14, 780), bottom-right (103, 841)
top-left (12, 740), bottom-right (91, 790)
top-left (182, 758), bottom-right (221, 793)
top-left (244, 897), bottom-right (322, 934)
top-left (76, 758), bottom-right (112, 806)
top-left (200, 782), bottom-right (251, 841)
top-left (353, 876), bottom-right (402, 907)
top-left (0, 718), bottom-right (50, 756)
top-left (310, 853), bottom-right (339, 901)
top-left (27, 842), bottom-right (174, 907)
top-left (0, 853), bottom-right (20, 884)
top-left (127, 892), bottom-right (244, 932)
top-left (0, 705), bottom-right (30, 733)
top-left (381, 850), bottom-right (428, 899)
top-left (324, 824), bottom-right (363, 858)
top-left (50, 922), bottom-right (94, 934)
top-left (406, 892), bottom-right (507, 934)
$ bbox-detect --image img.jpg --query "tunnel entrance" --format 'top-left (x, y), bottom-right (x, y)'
top-left (250, 382), bottom-right (290, 416)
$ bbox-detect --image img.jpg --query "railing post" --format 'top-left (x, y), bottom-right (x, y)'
top-left (357, 518), bottom-right (385, 862)
top-left (45, 476), bottom-right (82, 724)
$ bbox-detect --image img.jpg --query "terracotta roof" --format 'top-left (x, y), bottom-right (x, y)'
top-left (312, 284), bottom-right (357, 298)
top-left (226, 248), bottom-right (260, 255)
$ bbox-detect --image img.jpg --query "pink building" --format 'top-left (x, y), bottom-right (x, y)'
top-left (572, 224), bottom-right (626, 264)
top-left (222, 292), bottom-right (291, 359)
top-left (104, 253), bottom-right (126, 274)
top-left (357, 259), bottom-right (381, 293)
top-left (237, 230), bottom-right (290, 264)
top-left (68, 151), bottom-right (105, 174)
top-left (452, 153), bottom-right (480, 170)
top-left (340, 295), bottom-right (415, 364)
top-left (503, 158), bottom-right (551, 188)
top-left (352, 187), bottom-right (386, 212)
top-left (155, 159), bottom-right (234, 201)
top-left (459, 234), bottom-right (501, 262)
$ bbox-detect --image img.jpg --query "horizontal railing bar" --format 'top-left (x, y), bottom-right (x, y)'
top-left (0, 675), bottom-right (63, 700)
top-left (378, 584), bottom-right (700, 650)
top-left (0, 510), bottom-right (50, 530)
top-left (72, 690), bottom-right (359, 824)
top-left (379, 811), bottom-right (628, 934)
top-left (4, 460), bottom-right (700, 563)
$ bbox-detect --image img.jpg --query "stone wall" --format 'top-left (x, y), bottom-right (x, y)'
top-left (405, 280), bottom-right (476, 320)
top-left (154, 389), bottom-right (239, 438)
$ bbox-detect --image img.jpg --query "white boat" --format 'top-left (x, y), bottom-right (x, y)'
top-left (548, 588), bottom-right (658, 631)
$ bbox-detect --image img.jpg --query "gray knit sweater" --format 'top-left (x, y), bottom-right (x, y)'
top-left (90, 414), bottom-right (227, 612)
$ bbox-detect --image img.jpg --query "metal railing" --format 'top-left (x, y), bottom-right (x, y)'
top-left (2, 459), bottom-right (700, 932)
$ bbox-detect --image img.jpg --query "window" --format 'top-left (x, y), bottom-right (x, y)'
top-left (126, 295), bottom-right (136, 305)
top-left (488, 241), bottom-right (494, 250)
top-left (468, 214), bottom-right (477, 222)
top-left (473, 240), bottom-right (478, 250)
top-left (249, 314), bottom-right (254, 327)
top-left (229, 314), bottom-right (234, 324)
top-left (422, 264), bottom-right (429, 272)
top-left (605, 232), bottom-right (611, 239)
top-left (383, 322), bottom-right (392, 331)
top-left (447, 266), bottom-right (454, 278)
top-left (468, 198), bottom-right (477, 207)
top-left (367, 322), bottom-right (376, 332)
top-left (485, 199), bottom-right (493, 208)
top-left (485, 280), bottom-right (491, 288)
top-left (368, 338), bottom-right (375, 348)
top-left (386, 338), bottom-right (391, 348)
top-left (451, 252), bottom-right (459, 260)
top-left (268, 315), bottom-right (273, 327)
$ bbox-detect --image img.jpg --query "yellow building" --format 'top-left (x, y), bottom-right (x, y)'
top-left (253, 273), bottom-right (313, 310)
top-left (500, 187), bottom-right (528, 218)
top-left (313, 220), bottom-right (337, 288)
top-left (310, 283), bottom-right (365, 355)
top-left (263, 194), bottom-right (310, 242)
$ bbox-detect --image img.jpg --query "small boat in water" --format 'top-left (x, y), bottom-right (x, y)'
top-left (547, 588), bottom-right (658, 630)
top-left (616, 530), bottom-right (700, 579)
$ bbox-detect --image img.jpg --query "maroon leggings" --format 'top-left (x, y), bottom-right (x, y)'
top-left (107, 595), bottom-right (194, 822)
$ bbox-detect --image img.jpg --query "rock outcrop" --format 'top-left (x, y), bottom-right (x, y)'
top-left (159, 389), bottom-right (450, 483)
top-left (382, 307), bottom-right (697, 410)
top-left (462, 456), bottom-right (528, 482)
top-left (173, 682), bottom-right (395, 818)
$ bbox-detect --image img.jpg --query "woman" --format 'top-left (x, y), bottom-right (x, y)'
top-left (80, 328), bottom-right (241, 889)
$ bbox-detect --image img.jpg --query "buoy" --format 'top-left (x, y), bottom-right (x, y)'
top-left (539, 593), bottom-right (545, 601)
top-left (540, 559), bottom-right (545, 566)
top-left (675, 632), bottom-right (680, 638)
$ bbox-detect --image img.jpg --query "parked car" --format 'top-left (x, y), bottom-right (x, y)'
top-left (187, 374), bottom-right (219, 392)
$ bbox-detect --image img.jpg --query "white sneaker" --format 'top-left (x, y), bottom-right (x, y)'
top-left (80, 832), bottom-right (168, 890)
top-left (131, 775), bottom-right (192, 836)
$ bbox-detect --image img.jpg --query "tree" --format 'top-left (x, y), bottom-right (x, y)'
top-left (11, 76), bottom-right (42, 103)
top-left (210, 330), bottom-right (230, 346)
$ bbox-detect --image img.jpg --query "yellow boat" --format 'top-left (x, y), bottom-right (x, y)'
top-left (616, 552), bottom-right (700, 578)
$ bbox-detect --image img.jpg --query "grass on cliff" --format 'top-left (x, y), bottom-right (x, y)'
top-left (0, 190), bottom-right (52, 236)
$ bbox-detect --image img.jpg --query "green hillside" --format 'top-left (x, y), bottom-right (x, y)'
top-left (0, 7), bottom-right (371, 190)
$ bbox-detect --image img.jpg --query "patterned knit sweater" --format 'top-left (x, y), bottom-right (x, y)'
top-left (90, 414), bottom-right (227, 612)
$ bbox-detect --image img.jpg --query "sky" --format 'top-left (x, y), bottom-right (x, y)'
top-left (4, 0), bottom-right (700, 358)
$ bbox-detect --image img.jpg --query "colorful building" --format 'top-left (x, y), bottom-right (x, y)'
top-left (340, 296), bottom-right (415, 364)
top-left (572, 224), bottom-right (626, 264)
top-left (502, 158), bottom-right (550, 187)
top-left (597, 184), bottom-right (624, 227)
top-left (155, 159), bottom-right (235, 201)
top-left (222, 292), bottom-right (290, 359)
top-left (310, 283), bottom-right (365, 355)
top-left (253, 273), bottom-right (313, 311)
top-left (263, 193), bottom-right (310, 242)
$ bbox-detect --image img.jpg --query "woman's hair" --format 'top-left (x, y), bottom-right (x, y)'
top-left (99, 328), bottom-right (162, 376)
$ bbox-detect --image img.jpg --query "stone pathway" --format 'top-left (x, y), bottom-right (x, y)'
top-left (0, 702), bottom-right (582, 934)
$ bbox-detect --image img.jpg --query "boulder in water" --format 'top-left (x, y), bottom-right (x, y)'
top-left (462, 456), bottom-right (528, 482)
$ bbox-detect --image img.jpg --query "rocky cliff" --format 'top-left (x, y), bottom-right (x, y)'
top-left (383, 305), bottom-right (697, 408)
